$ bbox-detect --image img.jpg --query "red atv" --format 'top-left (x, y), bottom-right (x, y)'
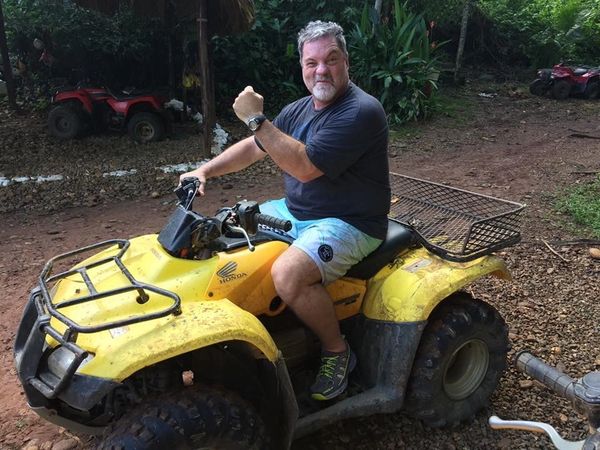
top-left (47, 85), bottom-right (171, 143)
top-left (530, 63), bottom-right (600, 100)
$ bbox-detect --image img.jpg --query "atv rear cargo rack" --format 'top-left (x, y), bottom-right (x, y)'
top-left (38, 239), bottom-right (181, 339)
top-left (389, 173), bottom-right (525, 262)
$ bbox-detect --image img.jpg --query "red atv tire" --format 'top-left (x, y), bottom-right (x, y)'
top-left (584, 81), bottom-right (599, 99)
top-left (48, 104), bottom-right (84, 139)
top-left (127, 112), bottom-right (165, 143)
top-left (552, 80), bottom-right (571, 100)
top-left (529, 79), bottom-right (547, 97)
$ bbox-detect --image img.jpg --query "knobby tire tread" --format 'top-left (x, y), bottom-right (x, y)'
top-left (405, 293), bottom-right (509, 428)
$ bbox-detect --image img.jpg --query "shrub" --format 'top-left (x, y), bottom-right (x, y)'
top-left (348, 0), bottom-right (442, 124)
top-left (3, 0), bottom-right (168, 89)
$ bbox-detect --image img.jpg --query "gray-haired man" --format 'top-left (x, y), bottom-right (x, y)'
top-left (181, 20), bottom-right (390, 400)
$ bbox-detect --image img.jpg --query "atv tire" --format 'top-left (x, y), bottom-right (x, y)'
top-left (404, 293), bottom-right (508, 428)
top-left (529, 79), bottom-right (547, 97)
top-left (48, 104), bottom-right (84, 139)
top-left (99, 386), bottom-right (270, 450)
top-left (552, 80), bottom-right (571, 100)
top-left (128, 112), bottom-right (165, 143)
top-left (584, 81), bottom-right (600, 99)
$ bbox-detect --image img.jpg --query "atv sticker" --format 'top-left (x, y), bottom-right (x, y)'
top-left (216, 261), bottom-right (247, 284)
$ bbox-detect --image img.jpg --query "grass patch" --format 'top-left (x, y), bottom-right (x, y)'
top-left (556, 178), bottom-right (600, 237)
top-left (389, 126), bottom-right (421, 140)
top-left (430, 88), bottom-right (477, 123)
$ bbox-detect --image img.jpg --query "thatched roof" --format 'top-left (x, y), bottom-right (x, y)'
top-left (73, 0), bottom-right (255, 35)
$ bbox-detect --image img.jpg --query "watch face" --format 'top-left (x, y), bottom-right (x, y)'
top-left (248, 115), bottom-right (265, 132)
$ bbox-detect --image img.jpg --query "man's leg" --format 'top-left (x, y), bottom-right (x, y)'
top-left (271, 246), bottom-right (346, 353)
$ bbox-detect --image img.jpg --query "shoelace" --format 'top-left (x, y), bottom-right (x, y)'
top-left (318, 355), bottom-right (342, 379)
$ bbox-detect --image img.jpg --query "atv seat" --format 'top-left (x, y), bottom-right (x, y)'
top-left (574, 68), bottom-right (589, 75)
top-left (345, 220), bottom-right (417, 280)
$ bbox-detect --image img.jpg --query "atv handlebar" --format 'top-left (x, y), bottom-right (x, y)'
top-left (489, 352), bottom-right (600, 450)
top-left (515, 351), bottom-right (576, 403)
top-left (163, 178), bottom-right (293, 257)
top-left (255, 213), bottom-right (292, 232)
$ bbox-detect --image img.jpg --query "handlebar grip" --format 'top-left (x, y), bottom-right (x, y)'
top-left (515, 351), bottom-right (576, 402)
top-left (256, 214), bottom-right (292, 232)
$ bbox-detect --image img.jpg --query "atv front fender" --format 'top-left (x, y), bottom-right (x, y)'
top-left (361, 247), bottom-right (510, 322)
top-left (78, 298), bottom-right (279, 381)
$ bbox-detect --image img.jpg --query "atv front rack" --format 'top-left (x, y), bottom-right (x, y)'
top-left (389, 173), bottom-right (525, 261)
top-left (38, 239), bottom-right (181, 339)
top-left (15, 240), bottom-right (182, 399)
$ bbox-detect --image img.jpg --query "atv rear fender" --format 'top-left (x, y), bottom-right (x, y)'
top-left (53, 91), bottom-right (94, 114)
top-left (361, 247), bottom-right (510, 322)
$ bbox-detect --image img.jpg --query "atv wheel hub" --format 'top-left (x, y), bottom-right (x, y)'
top-left (134, 122), bottom-right (155, 141)
top-left (443, 339), bottom-right (489, 400)
top-left (56, 117), bottom-right (72, 132)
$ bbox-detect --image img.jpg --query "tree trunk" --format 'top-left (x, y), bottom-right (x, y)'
top-left (374, 0), bottom-right (383, 16)
top-left (0, 0), bottom-right (17, 109)
top-left (454, 0), bottom-right (473, 84)
top-left (198, 0), bottom-right (214, 159)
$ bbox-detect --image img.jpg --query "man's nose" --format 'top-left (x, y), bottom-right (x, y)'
top-left (315, 62), bottom-right (329, 75)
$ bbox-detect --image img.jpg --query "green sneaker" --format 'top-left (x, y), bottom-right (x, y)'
top-left (310, 344), bottom-right (357, 401)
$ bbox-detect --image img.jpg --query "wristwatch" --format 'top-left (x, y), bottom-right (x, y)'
top-left (247, 114), bottom-right (267, 132)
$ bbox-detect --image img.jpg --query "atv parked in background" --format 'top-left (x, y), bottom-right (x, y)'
top-left (47, 85), bottom-right (171, 143)
top-left (530, 63), bottom-right (600, 100)
top-left (14, 174), bottom-right (525, 449)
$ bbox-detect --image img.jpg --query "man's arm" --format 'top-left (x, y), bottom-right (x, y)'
top-left (255, 121), bottom-right (323, 183)
top-left (234, 86), bottom-right (324, 183)
top-left (179, 136), bottom-right (266, 195)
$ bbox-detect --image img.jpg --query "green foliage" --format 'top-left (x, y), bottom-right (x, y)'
top-left (3, 0), bottom-right (167, 88)
top-left (557, 177), bottom-right (600, 237)
top-left (404, 0), bottom-right (600, 68)
top-left (476, 0), bottom-right (600, 67)
top-left (211, 0), bottom-right (362, 114)
top-left (348, 0), bottom-right (442, 124)
top-left (405, 0), bottom-right (466, 26)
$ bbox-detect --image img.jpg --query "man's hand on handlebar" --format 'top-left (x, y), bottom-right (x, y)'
top-left (179, 169), bottom-right (207, 195)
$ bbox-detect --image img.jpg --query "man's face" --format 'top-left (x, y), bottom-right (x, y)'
top-left (301, 36), bottom-right (349, 109)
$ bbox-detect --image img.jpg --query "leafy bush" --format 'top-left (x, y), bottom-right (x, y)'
top-left (406, 0), bottom-right (600, 68)
top-left (348, 0), bottom-right (442, 124)
top-left (211, 0), bottom-right (362, 114)
top-left (400, 0), bottom-right (600, 104)
top-left (3, 0), bottom-right (168, 89)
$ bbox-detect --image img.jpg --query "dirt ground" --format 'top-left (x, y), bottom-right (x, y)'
top-left (1, 82), bottom-right (600, 449)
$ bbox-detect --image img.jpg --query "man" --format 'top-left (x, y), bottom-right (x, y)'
top-left (180, 20), bottom-right (390, 400)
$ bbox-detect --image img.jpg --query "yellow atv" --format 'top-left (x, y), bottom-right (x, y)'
top-left (14, 173), bottom-right (524, 449)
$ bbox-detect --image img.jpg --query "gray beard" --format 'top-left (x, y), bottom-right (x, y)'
top-left (312, 83), bottom-right (337, 103)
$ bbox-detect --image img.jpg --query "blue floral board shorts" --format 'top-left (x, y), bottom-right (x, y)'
top-left (260, 199), bottom-right (382, 285)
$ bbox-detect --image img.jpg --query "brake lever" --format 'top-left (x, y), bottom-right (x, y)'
top-left (489, 416), bottom-right (586, 450)
top-left (228, 225), bottom-right (255, 252)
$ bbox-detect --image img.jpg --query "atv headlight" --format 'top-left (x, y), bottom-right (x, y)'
top-left (47, 346), bottom-right (93, 378)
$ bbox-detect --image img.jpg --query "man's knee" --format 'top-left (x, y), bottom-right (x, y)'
top-left (271, 248), bottom-right (321, 302)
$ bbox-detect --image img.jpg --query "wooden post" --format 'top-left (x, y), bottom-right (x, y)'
top-left (454, 0), bottom-right (473, 84)
top-left (198, 0), bottom-right (215, 159)
top-left (0, 0), bottom-right (17, 109)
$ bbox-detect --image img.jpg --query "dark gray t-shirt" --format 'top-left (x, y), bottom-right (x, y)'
top-left (273, 82), bottom-right (390, 239)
